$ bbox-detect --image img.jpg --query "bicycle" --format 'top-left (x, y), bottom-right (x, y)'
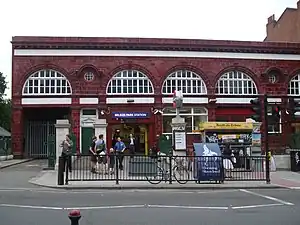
top-left (146, 155), bottom-right (190, 184)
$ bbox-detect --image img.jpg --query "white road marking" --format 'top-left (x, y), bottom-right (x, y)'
top-left (66, 205), bottom-right (145, 210)
top-left (147, 204), bottom-right (229, 210)
top-left (231, 203), bottom-right (283, 209)
top-left (0, 203), bottom-right (63, 210)
top-left (239, 189), bottom-right (294, 206)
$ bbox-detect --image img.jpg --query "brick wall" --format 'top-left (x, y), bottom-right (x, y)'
top-left (265, 1), bottom-right (300, 42)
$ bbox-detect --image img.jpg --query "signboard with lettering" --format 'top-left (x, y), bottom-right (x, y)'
top-left (112, 112), bottom-right (150, 119)
top-left (199, 122), bottom-right (253, 131)
top-left (193, 143), bottom-right (223, 181)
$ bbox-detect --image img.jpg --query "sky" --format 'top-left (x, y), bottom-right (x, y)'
top-left (0, 0), bottom-right (298, 99)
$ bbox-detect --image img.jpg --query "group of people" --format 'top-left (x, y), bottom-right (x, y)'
top-left (89, 134), bottom-right (130, 174)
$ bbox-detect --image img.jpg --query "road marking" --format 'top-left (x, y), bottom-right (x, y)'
top-left (239, 189), bottom-right (294, 206)
top-left (0, 203), bottom-right (63, 210)
top-left (147, 204), bottom-right (228, 210)
top-left (231, 203), bottom-right (283, 209)
top-left (66, 205), bottom-right (145, 210)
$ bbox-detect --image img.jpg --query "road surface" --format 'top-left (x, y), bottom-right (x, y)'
top-left (0, 160), bottom-right (299, 225)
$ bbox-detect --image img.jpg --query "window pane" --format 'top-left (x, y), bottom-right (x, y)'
top-left (162, 70), bottom-right (206, 95)
top-left (106, 70), bottom-right (153, 94)
top-left (193, 115), bottom-right (208, 130)
top-left (163, 116), bottom-right (173, 133)
top-left (193, 108), bottom-right (207, 114)
top-left (22, 69), bottom-right (71, 95)
top-left (82, 109), bottom-right (97, 115)
top-left (216, 71), bottom-right (257, 95)
top-left (183, 116), bottom-right (192, 133)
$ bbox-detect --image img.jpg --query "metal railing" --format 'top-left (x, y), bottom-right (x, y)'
top-left (58, 154), bottom-right (268, 185)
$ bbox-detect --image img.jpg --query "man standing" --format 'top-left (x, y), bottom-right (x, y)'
top-left (89, 136), bottom-right (97, 173)
top-left (114, 136), bottom-right (126, 170)
top-left (60, 134), bottom-right (73, 173)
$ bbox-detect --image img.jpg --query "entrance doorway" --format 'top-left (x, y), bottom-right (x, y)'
top-left (111, 123), bottom-right (149, 154)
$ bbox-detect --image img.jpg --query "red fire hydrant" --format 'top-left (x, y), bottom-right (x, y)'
top-left (68, 209), bottom-right (81, 225)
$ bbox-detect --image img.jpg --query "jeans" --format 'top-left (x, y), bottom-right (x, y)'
top-left (62, 152), bottom-right (72, 172)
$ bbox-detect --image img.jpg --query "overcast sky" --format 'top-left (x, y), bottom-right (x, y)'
top-left (0, 0), bottom-right (297, 98)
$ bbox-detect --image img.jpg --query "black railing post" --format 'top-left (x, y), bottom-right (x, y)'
top-left (263, 94), bottom-right (270, 184)
top-left (168, 153), bottom-right (172, 184)
top-left (65, 156), bottom-right (69, 185)
top-left (57, 156), bottom-right (64, 185)
top-left (68, 210), bottom-right (81, 225)
top-left (115, 153), bottom-right (119, 185)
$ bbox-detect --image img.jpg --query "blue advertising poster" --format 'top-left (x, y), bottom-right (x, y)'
top-left (193, 143), bottom-right (223, 181)
top-left (112, 112), bottom-right (150, 119)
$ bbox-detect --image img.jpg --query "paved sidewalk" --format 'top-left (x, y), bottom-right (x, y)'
top-left (0, 159), bottom-right (33, 169)
top-left (28, 170), bottom-right (289, 190)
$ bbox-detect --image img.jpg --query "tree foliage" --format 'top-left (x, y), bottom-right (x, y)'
top-left (0, 72), bottom-right (7, 103)
top-left (0, 72), bottom-right (11, 131)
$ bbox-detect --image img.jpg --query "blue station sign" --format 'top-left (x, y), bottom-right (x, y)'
top-left (112, 112), bottom-right (150, 119)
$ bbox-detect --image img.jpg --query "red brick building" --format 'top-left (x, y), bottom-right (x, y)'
top-left (11, 36), bottom-right (300, 158)
top-left (265, 0), bottom-right (300, 42)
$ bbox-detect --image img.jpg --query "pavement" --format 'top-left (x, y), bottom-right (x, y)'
top-left (0, 187), bottom-right (299, 225)
top-left (0, 158), bottom-right (33, 169)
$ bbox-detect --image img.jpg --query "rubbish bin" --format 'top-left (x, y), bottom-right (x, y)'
top-left (290, 149), bottom-right (300, 172)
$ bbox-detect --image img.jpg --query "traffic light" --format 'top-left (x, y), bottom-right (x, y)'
top-left (270, 106), bottom-right (280, 124)
top-left (250, 98), bottom-right (262, 122)
top-left (288, 98), bottom-right (300, 120)
top-left (173, 90), bottom-right (183, 108)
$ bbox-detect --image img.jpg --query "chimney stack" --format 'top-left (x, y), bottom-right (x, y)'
top-left (267, 14), bottom-right (276, 25)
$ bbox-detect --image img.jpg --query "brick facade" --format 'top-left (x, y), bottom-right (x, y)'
top-left (11, 36), bottom-right (300, 157)
top-left (265, 1), bottom-right (300, 42)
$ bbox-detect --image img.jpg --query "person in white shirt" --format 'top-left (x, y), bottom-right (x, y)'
top-left (129, 134), bottom-right (136, 158)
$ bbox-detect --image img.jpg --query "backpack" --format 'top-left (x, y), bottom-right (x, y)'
top-left (96, 140), bottom-right (105, 153)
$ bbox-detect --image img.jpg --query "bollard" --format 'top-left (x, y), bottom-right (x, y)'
top-left (57, 156), bottom-right (65, 185)
top-left (68, 209), bottom-right (81, 225)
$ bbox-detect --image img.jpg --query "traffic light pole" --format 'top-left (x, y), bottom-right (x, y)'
top-left (263, 94), bottom-right (270, 184)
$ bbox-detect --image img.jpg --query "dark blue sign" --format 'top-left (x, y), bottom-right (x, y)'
top-left (193, 143), bottom-right (223, 181)
top-left (112, 112), bottom-right (150, 119)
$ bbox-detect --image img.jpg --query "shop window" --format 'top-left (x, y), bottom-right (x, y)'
top-left (22, 69), bottom-right (72, 96)
top-left (162, 107), bottom-right (208, 134)
top-left (106, 70), bottom-right (154, 95)
top-left (82, 109), bottom-right (97, 116)
top-left (288, 74), bottom-right (300, 96)
top-left (216, 115), bottom-right (247, 122)
top-left (162, 70), bottom-right (207, 95)
top-left (215, 71), bottom-right (258, 95)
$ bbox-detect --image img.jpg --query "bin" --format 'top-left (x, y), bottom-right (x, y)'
top-left (290, 149), bottom-right (300, 172)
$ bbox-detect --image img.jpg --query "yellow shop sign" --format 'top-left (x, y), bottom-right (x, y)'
top-left (199, 122), bottom-right (253, 130)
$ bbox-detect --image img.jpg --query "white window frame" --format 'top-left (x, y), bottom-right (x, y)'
top-left (267, 106), bottom-right (282, 134)
top-left (22, 69), bottom-right (72, 96)
top-left (288, 74), bottom-right (300, 96)
top-left (106, 70), bottom-right (154, 95)
top-left (216, 71), bottom-right (258, 95)
top-left (162, 107), bottom-right (208, 135)
top-left (161, 70), bottom-right (207, 95)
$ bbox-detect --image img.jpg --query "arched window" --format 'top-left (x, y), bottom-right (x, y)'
top-left (106, 70), bottom-right (154, 95)
top-left (22, 69), bottom-right (72, 96)
top-left (216, 71), bottom-right (258, 95)
top-left (288, 74), bottom-right (300, 96)
top-left (162, 107), bottom-right (208, 134)
top-left (162, 70), bottom-right (207, 95)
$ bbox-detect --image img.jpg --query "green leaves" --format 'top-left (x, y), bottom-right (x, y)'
top-left (0, 72), bottom-right (10, 131)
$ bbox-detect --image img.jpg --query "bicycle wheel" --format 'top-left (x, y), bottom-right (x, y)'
top-left (173, 166), bottom-right (189, 184)
top-left (146, 166), bottom-right (164, 184)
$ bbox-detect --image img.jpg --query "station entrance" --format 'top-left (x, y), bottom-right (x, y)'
top-left (111, 123), bottom-right (149, 154)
